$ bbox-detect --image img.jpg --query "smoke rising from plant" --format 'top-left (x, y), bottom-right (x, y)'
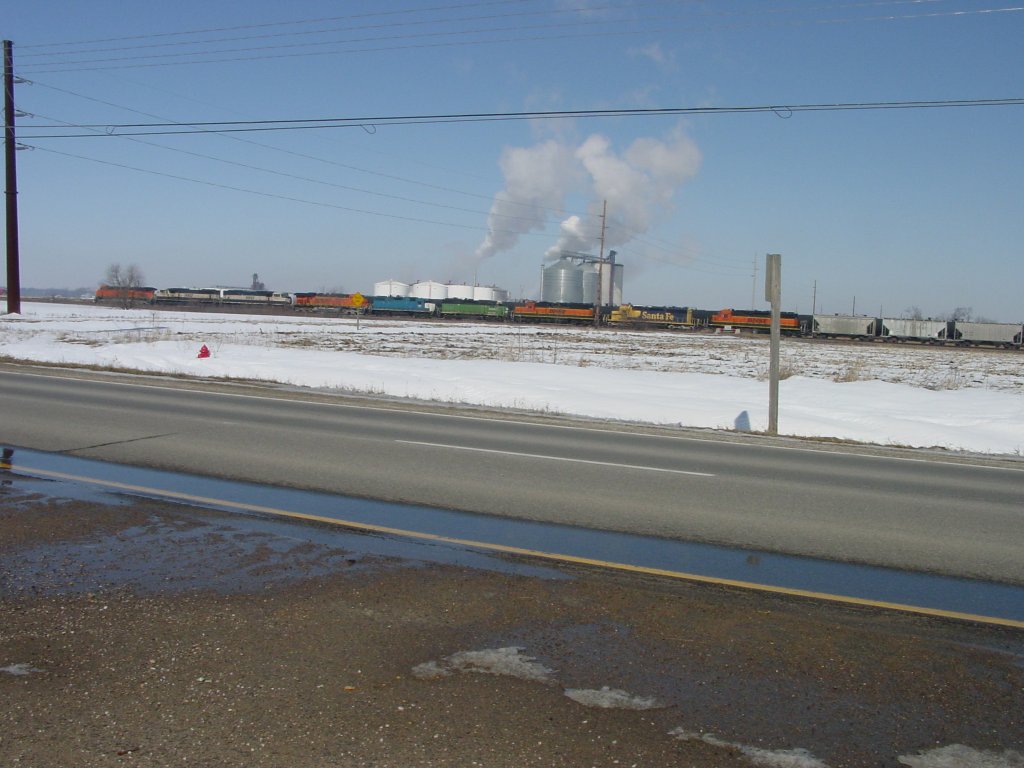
top-left (473, 140), bottom-right (579, 262)
top-left (475, 126), bottom-right (701, 263)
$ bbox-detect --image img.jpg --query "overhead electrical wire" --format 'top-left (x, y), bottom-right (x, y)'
top-left (17, 3), bottom-right (1022, 74)
top-left (17, 0), bottom-right (941, 56)
top-left (15, 0), bottom-right (540, 48)
top-left (25, 130), bottom-right (736, 276)
top-left (27, 143), bottom-right (538, 237)
top-left (605, 224), bottom-right (750, 273)
top-left (14, 0), bottom-right (687, 58)
top-left (27, 81), bottom-right (517, 200)
top-left (19, 98), bottom-right (1024, 139)
top-left (13, 2), bottom-right (1020, 277)
top-left (18, 92), bottom-right (1022, 273)
top-left (24, 79), bottom-right (589, 224)
top-left (29, 110), bottom-right (574, 229)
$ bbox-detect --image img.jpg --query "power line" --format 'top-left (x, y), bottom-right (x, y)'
top-left (15, 1), bottom-right (678, 58)
top-left (14, 1), bottom-right (986, 60)
top-left (25, 80), bottom-right (587, 222)
top-left (25, 143), bottom-right (583, 245)
top-left (24, 141), bottom-right (753, 276)
top-left (606, 227), bottom-right (750, 273)
top-left (19, 98), bottom-right (1024, 139)
top-left (30, 109), bottom-right (581, 228)
top-left (18, 4), bottom-right (1023, 75)
top-left (16, 0), bottom-right (539, 48)
top-left (28, 80), bottom-right (498, 194)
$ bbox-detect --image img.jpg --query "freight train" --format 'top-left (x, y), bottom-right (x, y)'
top-left (152, 287), bottom-right (292, 306)
top-left (812, 314), bottom-right (1024, 347)
top-left (94, 286), bottom-right (1022, 347)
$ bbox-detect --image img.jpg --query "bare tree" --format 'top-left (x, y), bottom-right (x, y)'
top-left (904, 305), bottom-right (923, 320)
top-left (945, 306), bottom-right (974, 322)
top-left (104, 263), bottom-right (146, 309)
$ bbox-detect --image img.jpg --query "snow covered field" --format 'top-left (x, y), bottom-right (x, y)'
top-left (2, 302), bottom-right (1023, 456)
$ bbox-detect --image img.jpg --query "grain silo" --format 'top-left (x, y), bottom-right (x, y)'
top-left (541, 258), bottom-right (584, 303)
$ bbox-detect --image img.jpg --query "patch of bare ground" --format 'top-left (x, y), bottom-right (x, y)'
top-left (2, 489), bottom-right (1022, 767)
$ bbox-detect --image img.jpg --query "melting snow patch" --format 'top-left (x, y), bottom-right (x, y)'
top-left (412, 647), bottom-right (555, 683)
top-left (410, 660), bottom-right (450, 680)
top-left (1, 663), bottom-right (44, 676)
top-left (898, 745), bottom-right (1024, 767)
top-left (670, 728), bottom-right (830, 767)
top-left (564, 686), bottom-right (662, 710)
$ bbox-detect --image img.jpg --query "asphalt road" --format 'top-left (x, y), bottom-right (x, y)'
top-left (2, 365), bottom-right (1023, 584)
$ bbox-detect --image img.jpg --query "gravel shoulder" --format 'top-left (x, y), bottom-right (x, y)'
top-left (2, 476), bottom-right (1023, 767)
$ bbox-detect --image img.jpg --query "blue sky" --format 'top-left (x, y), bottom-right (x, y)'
top-left (6, 0), bottom-right (1023, 320)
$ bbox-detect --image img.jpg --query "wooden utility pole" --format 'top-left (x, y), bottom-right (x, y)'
top-left (765, 253), bottom-right (782, 435)
top-left (4, 39), bottom-right (21, 314)
top-left (594, 199), bottom-right (606, 327)
top-left (750, 255), bottom-right (757, 309)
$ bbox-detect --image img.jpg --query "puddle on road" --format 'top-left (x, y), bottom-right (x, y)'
top-left (2, 446), bottom-right (1023, 623)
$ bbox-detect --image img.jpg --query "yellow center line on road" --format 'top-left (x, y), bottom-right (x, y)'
top-left (7, 463), bottom-right (1024, 631)
top-left (395, 440), bottom-right (716, 477)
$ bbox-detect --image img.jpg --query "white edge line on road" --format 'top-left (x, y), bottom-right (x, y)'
top-left (395, 439), bottom-right (716, 477)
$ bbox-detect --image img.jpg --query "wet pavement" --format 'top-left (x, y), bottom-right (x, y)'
top-left (3, 445), bottom-right (1023, 625)
top-left (2, 450), bottom-right (1024, 767)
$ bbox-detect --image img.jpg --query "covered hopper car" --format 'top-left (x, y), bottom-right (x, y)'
top-left (879, 318), bottom-right (948, 342)
top-left (812, 315), bottom-right (880, 339)
top-left (947, 321), bottom-right (1023, 348)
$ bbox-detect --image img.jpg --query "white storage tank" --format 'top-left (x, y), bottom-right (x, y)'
top-left (492, 287), bottom-right (510, 303)
top-left (446, 283), bottom-right (475, 301)
top-left (541, 258), bottom-right (584, 304)
top-left (410, 280), bottom-right (448, 300)
top-left (472, 285), bottom-right (496, 302)
top-left (373, 280), bottom-right (410, 297)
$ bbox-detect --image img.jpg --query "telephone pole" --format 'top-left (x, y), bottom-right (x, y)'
top-left (750, 255), bottom-right (758, 309)
top-left (765, 254), bottom-right (782, 436)
top-left (594, 199), bottom-right (606, 327)
top-left (4, 39), bottom-right (21, 315)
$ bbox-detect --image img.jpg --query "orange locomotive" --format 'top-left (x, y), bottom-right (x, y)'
top-left (94, 285), bottom-right (156, 303)
top-left (710, 308), bottom-right (803, 334)
top-left (292, 292), bottom-right (367, 313)
top-left (512, 301), bottom-right (595, 323)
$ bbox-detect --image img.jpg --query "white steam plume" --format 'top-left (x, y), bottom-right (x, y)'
top-left (550, 127), bottom-right (701, 256)
top-left (474, 140), bottom-right (578, 261)
top-left (476, 126), bottom-right (701, 263)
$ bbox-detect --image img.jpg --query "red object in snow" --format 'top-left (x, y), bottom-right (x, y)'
top-left (197, 344), bottom-right (211, 359)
